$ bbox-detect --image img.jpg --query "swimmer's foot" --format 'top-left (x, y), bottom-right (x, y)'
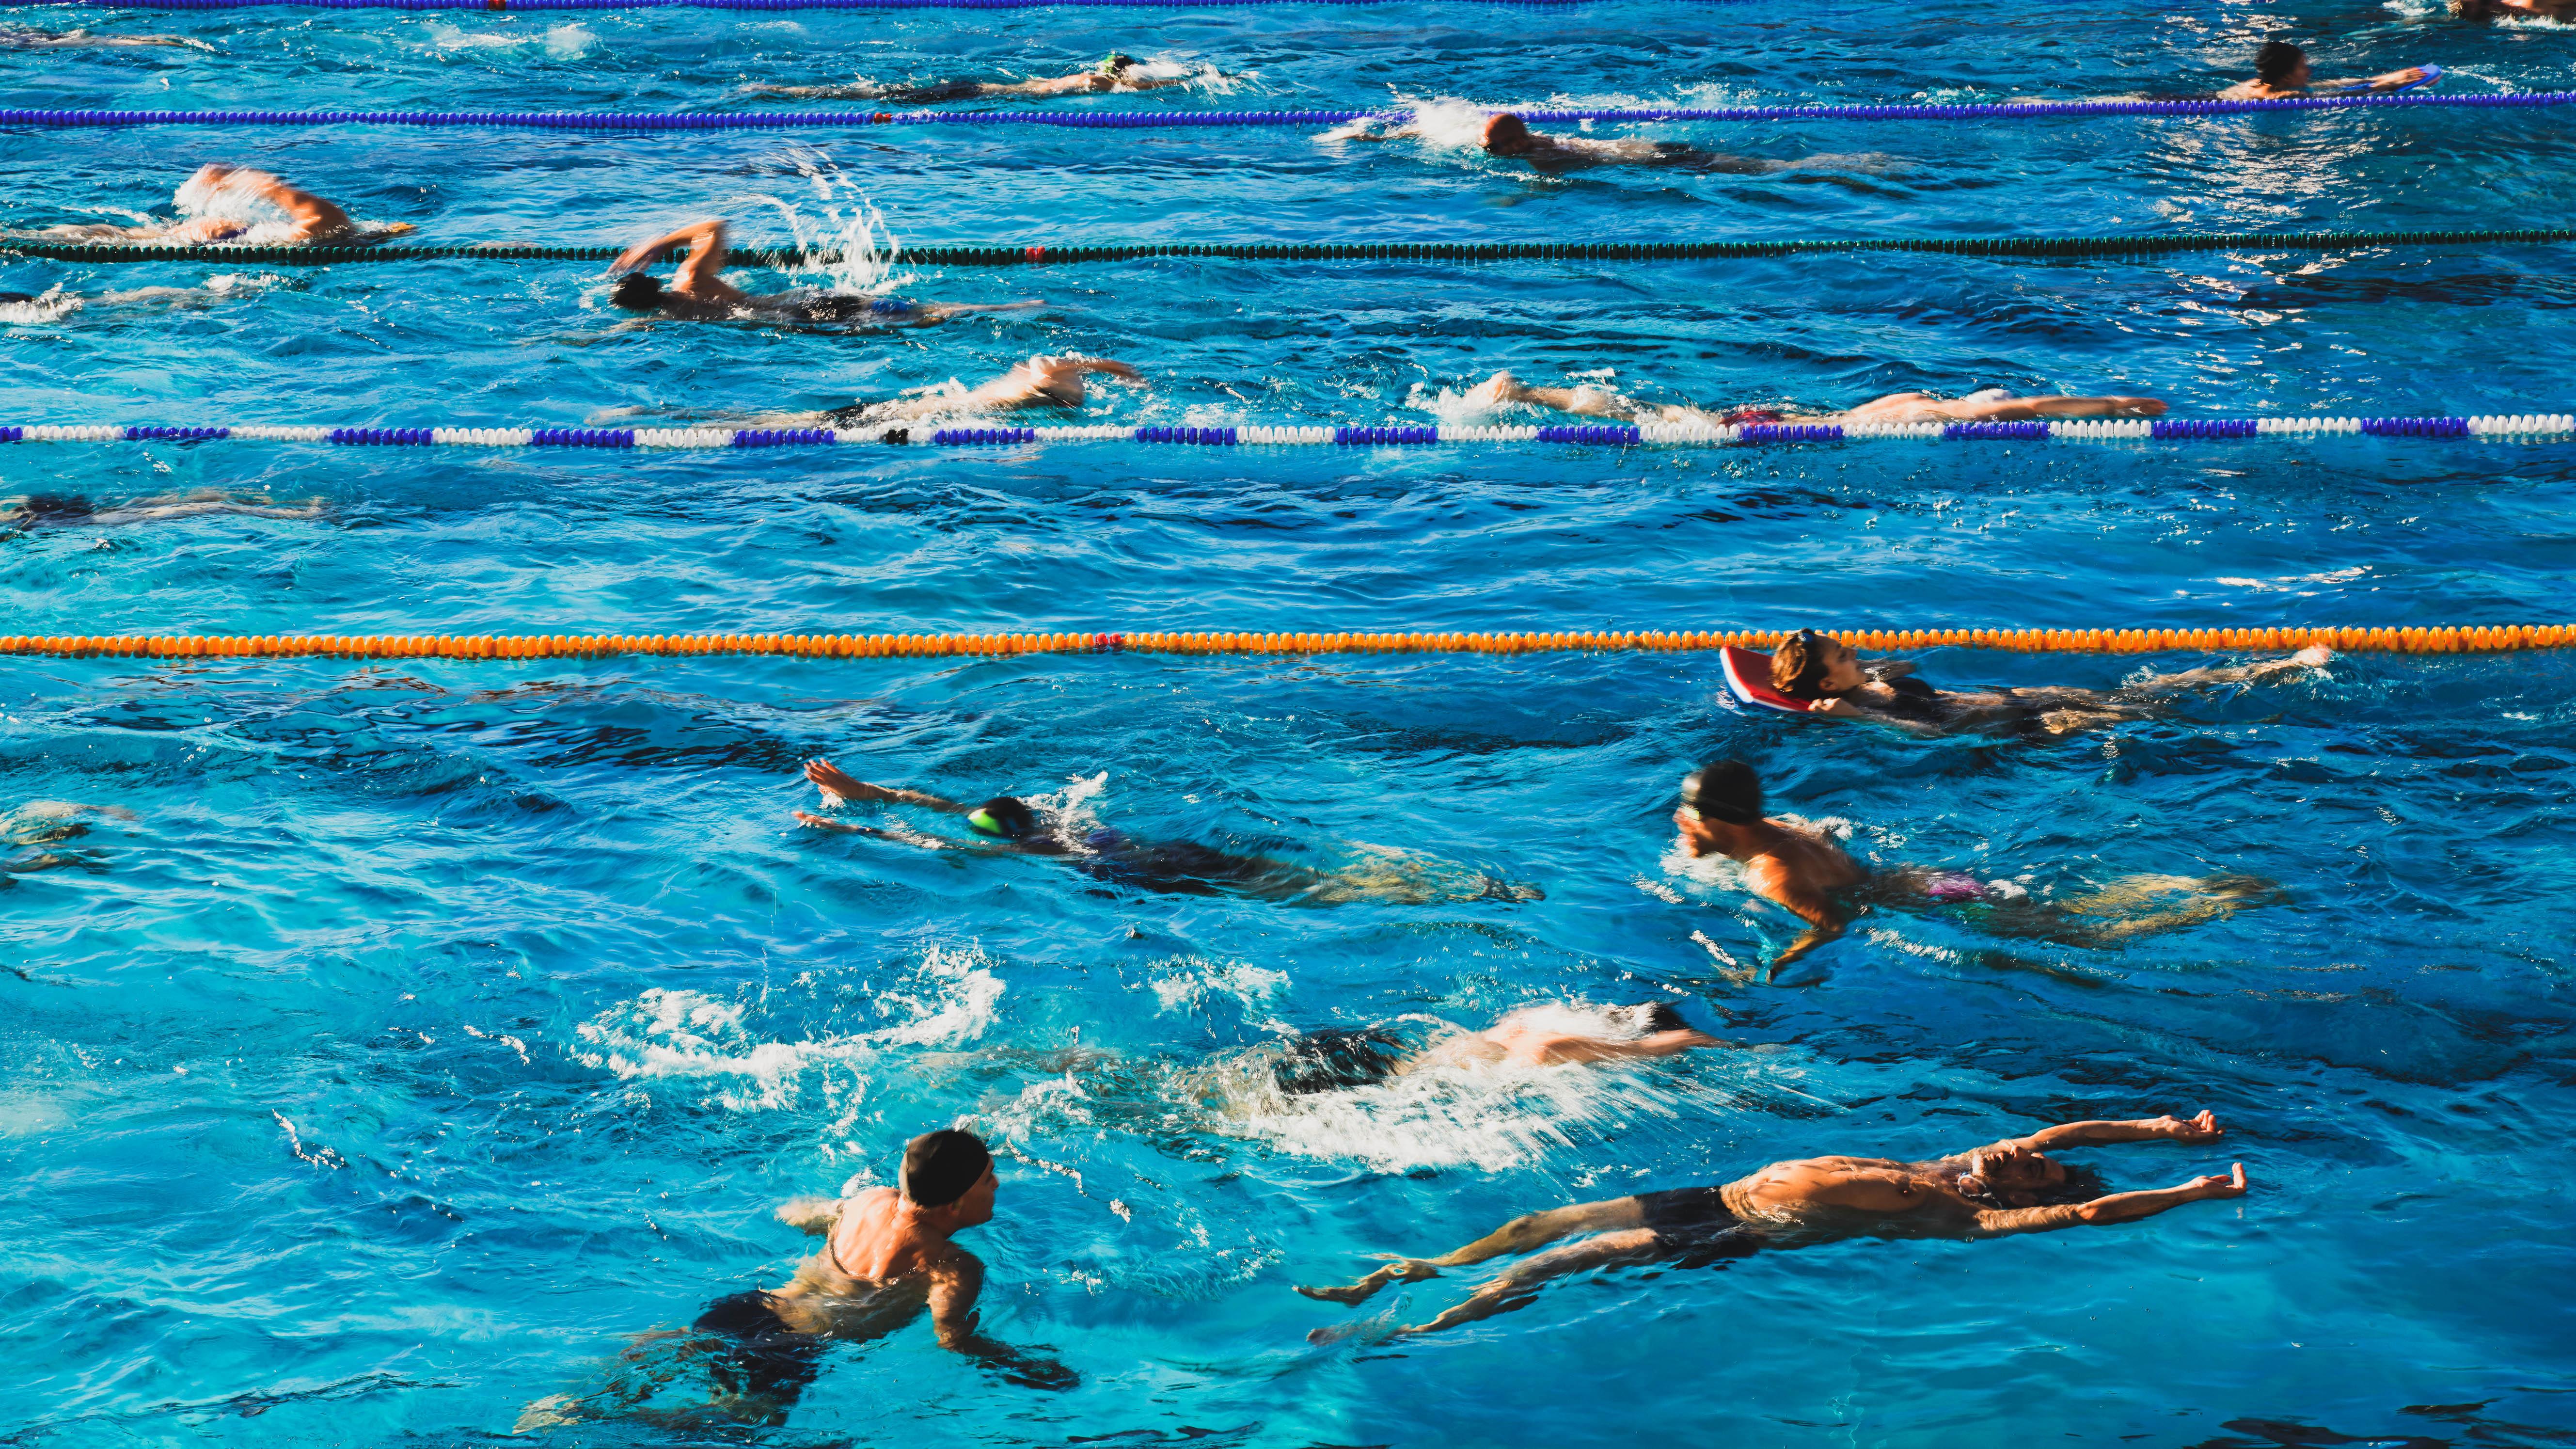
top-left (1294, 1258), bottom-right (1441, 1306)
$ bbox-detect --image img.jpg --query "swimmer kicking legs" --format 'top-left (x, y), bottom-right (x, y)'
top-left (1463, 369), bottom-right (2165, 427)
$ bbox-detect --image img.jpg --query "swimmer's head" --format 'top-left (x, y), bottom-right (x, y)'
top-left (1959, 1145), bottom-right (2104, 1210)
top-left (7, 492), bottom-right (95, 525)
top-left (609, 272), bottom-right (665, 311)
top-left (1481, 112), bottom-right (1542, 156)
top-left (2254, 40), bottom-right (2309, 86)
top-left (1097, 51), bottom-right (1135, 76)
top-left (1270, 1027), bottom-right (1408, 1097)
top-left (1769, 629), bottom-right (1865, 700)
top-left (900, 1128), bottom-right (997, 1223)
top-left (1678, 759), bottom-right (1764, 828)
top-left (965, 796), bottom-right (1040, 840)
top-left (1613, 1000), bottom-right (1691, 1036)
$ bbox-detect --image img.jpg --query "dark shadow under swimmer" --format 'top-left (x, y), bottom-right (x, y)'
top-left (1673, 760), bottom-right (2286, 968)
top-left (4, 489), bottom-right (324, 530)
top-left (1296, 1110), bottom-right (2245, 1337)
top-left (517, 1129), bottom-right (1072, 1432)
top-left (793, 758), bottom-right (1541, 904)
top-left (607, 218), bottom-right (1041, 326)
top-left (1767, 629), bottom-right (2336, 738)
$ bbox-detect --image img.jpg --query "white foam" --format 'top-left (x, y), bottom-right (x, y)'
top-left (1146, 956), bottom-right (1290, 1016)
top-left (572, 987), bottom-right (877, 1111)
top-left (865, 942), bottom-right (1005, 1047)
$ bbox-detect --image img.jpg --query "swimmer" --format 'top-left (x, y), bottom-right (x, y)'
top-left (21, 164), bottom-right (411, 246)
top-left (747, 51), bottom-right (1195, 102)
top-left (606, 218), bottom-right (1040, 327)
top-left (825, 354), bottom-right (1145, 425)
top-left (1462, 368), bottom-right (2166, 428)
top-left (1672, 760), bottom-right (2285, 967)
top-left (2, 489), bottom-right (325, 529)
top-left (2452, 0), bottom-right (2576, 20)
top-left (0, 23), bottom-right (203, 48)
top-left (3, 801), bottom-right (137, 875)
top-left (1265, 1002), bottom-right (1722, 1096)
top-left (1330, 110), bottom-right (1876, 177)
top-left (791, 758), bottom-right (1538, 904)
top-left (2219, 42), bottom-right (2432, 99)
top-left (518, 1130), bottom-right (1072, 1431)
top-left (1296, 1109), bottom-right (2244, 1337)
top-left (1765, 628), bottom-right (2335, 738)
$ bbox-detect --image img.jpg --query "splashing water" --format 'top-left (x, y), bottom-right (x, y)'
top-left (733, 150), bottom-right (915, 296)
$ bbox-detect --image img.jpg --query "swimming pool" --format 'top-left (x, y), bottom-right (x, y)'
top-left (6, 2), bottom-right (2576, 1445)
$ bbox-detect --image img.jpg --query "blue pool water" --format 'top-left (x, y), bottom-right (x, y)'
top-left (7, 3), bottom-right (2576, 1446)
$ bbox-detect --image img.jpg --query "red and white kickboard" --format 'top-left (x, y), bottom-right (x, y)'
top-left (1718, 645), bottom-right (1809, 714)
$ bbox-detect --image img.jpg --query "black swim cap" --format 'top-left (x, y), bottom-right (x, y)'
top-left (14, 492), bottom-right (94, 523)
top-left (2254, 40), bottom-right (2306, 83)
top-left (1627, 1000), bottom-right (1689, 1035)
top-left (1271, 1028), bottom-right (1408, 1097)
top-left (609, 272), bottom-right (665, 311)
top-left (967, 796), bottom-right (1040, 840)
top-left (900, 1128), bottom-right (993, 1208)
top-left (1680, 760), bottom-right (1763, 826)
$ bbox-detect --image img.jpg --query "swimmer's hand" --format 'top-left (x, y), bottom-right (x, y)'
top-left (793, 809), bottom-right (871, 833)
top-left (803, 757), bottom-right (889, 804)
top-left (2142, 1109), bottom-right (2224, 1143)
top-left (1807, 697), bottom-right (1867, 718)
top-left (775, 1195), bottom-right (842, 1233)
top-left (2181, 1162), bottom-right (2249, 1200)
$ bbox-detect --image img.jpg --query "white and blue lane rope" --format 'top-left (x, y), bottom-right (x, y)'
top-left (9, 415), bottom-right (2571, 450)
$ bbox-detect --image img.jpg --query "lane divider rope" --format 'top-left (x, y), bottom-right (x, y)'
top-left (7, 416), bottom-right (2570, 449)
top-left (3, 625), bottom-right (2566, 660)
top-left (6, 92), bottom-right (2571, 133)
top-left (14, 228), bottom-right (2572, 270)
top-left (87, 0), bottom-right (1760, 9)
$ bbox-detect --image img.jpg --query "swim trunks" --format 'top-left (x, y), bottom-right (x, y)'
top-left (1633, 1185), bottom-right (1762, 1268)
top-left (879, 80), bottom-right (988, 105)
top-left (793, 294), bottom-right (917, 324)
top-left (1719, 407), bottom-right (1785, 426)
top-left (691, 1290), bottom-right (825, 1417)
top-left (1078, 828), bottom-right (1281, 896)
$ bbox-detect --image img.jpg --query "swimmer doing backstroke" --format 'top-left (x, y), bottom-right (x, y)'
top-left (748, 51), bottom-right (1198, 102)
top-left (1296, 1110), bottom-right (2245, 1337)
top-left (606, 218), bottom-right (1043, 327)
top-left (1671, 760), bottom-right (2285, 967)
top-left (792, 758), bottom-right (1538, 903)
top-left (1763, 629), bottom-right (2335, 738)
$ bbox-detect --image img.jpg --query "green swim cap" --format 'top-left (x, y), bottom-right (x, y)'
top-left (967, 808), bottom-right (1005, 836)
top-left (1098, 51), bottom-right (1135, 75)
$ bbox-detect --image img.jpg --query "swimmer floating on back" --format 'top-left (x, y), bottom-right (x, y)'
top-left (607, 218), bottom-right (1041, 327)
top-left (1329, 110), bottom-right (1882, 177)
top-left (2219, 41), bottom-right (2432, 100)
top-left (747, 51), bottom-right (1196, 102)
top-left (519, 1129), bottom-right (1072, 1431)
top-left (1764, 628), bottom-right (2335, 738)
top-left (792, 758), bottom-right (1539, 904)
top-left (20, 164), bottom-right (411, 246)
top-left (1463, 368), bottom-right (2166, 428)
top-left (1296, 1109), bottom-right (2244, 1337)
top-left (1672, 760), bottom-right (2285, 967)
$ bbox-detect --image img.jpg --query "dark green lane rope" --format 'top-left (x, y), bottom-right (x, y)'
top-left (8, 228), bottom-right (2576, 268)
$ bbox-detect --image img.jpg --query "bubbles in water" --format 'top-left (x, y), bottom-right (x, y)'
top-left (867, 942), bottom-right (1006, 1047)
top-left (1147, 955), bottom-right (1290, 1017)
top-left (0, 285), bottom-right (81, 323)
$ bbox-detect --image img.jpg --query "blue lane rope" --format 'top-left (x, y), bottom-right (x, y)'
top-left (0, 414), bottom-right (2547, 451)
top-left (83, 0), bottom-right (1750, 8)
top-left (3, 91), bottom-right (2569, 133)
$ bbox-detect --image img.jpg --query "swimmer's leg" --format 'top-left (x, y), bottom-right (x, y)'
top-left (1392, 1227), bottom-right (1668, 1337)
top-left (1997, 874), bottom-right (2288, 946)
top-left (2122, 646), bottom-right (2336, 694)
top-left (1295, 1196), bottom-right (1645, 1305)
top-left (1834, 392), bottom-right (2165, 425)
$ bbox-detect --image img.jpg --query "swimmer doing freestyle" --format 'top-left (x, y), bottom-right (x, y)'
top-left (1462, 368), bottom-right (2167, 429)
top-left (518, 1129), bottom-right (1072, 1431)
top-left (1262, 1001), bottom-right (1722, 1098)
top-left (1765, 628), bottom-right (2335, 738)
top-left (748, 51), bottom-right (1196, 102)
top-left (792, 758), bottom-right (1539, 903)
top-left (1671, 760), bottom-right (2284, 967)
top-left (2219, 41), bottom-right (2432, 100)
top-left (17, 164), bottom-right (411, 246)
top-left (3, 489), bottom-right (325, 530)
top-left (1296, 1110), bottom-right (2245, 1337)
top-left (607, 218), bottom-right (1042, 327)
top-left (0, 22), bottom-right (201, 48)
top-left (1329, 110), bottom-right (1883, 177)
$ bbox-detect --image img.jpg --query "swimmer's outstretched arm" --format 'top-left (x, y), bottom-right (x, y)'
top-left (1519, 1028), bottom-right (1723, 1066)
top-left (1967, 1162), bottom-right (2248, 1239)
top-left (868, 355), bottom-right (1142, 420)
top-left (930, 1257), bottom-right (1079, 1390)
top-left (1995, 1110), bottom-right (2225, 1154)
top-left (2317, 66), bottom-right (2431, 93)
top-left (801, 758), bottom-right (971, 814)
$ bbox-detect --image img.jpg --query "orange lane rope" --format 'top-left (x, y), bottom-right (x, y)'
top-left (0, 625), bottom-right (2569, 660)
